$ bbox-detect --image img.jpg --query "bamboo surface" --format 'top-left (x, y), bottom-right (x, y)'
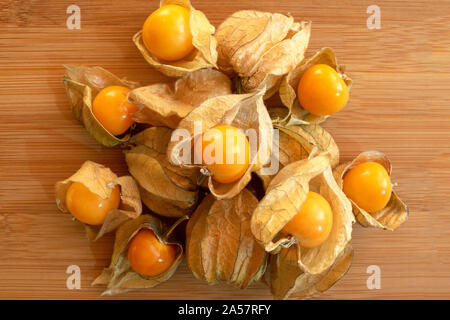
top-left (0, 0), bottom-right (449, 299)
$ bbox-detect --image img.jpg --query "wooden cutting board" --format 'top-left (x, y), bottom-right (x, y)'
top-left (1, 0), bottom-right (449, 299)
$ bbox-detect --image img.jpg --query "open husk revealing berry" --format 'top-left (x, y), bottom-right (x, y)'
top-left (129, 69), bottom-right (232, 128)
top-left (167, 89), bottom-right (273, 200)
top-left (251, 153), bottom-right (354, 275)
top-left (186, 189), bottom-right (267, 288)
top-left (133, 0), bottom-right (217, 77)
top-left (256, 124), bottom-right (339, 190)
top-left (125, 127), bottom-right (200, 218)
top-left (62, 65), bottom-right (139, 147)
top-left (269, 243), bottom-right (353, 300)
top-left (333, 151), bottom-right (409, 231)
top-left (216, 11), bottom-right (311, 98)
top-left (55, 161), bottom-right (142, 241)
top-left (92, 214), bottom-right (187, 295)
top-left (278, 48), bottom-right (352, 124)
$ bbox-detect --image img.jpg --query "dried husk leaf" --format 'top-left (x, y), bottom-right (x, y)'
top-left (270, 243), bottom-right (353, 299)
top-left (130, 126), bottom-right (201, 189)
top-left (129, 69), bottom-right (232, 128)
top-left (255, 129), bottom-right (310, 191)
top-left (333, 151), bottom-right (409, 231)
top-left (62, 65), bottom-right (139, 147)
top-left (167, 89), bottom-right (273, 200)
top-left (55, 161), bottom-right (142, 241)
top-left (279, 48), bottom-right (352, 124)
top-left (251, 153), bottom-right (354, 274)
top-left (186, 190), bottom-right (267, 288)
top-left (132, 0), bottom-right (217, 77)
top-left (92, 214), bottom-right (187, 295)
top-left (125, 127), bottom-right (199, 217)
top-left (256, 124), bottom-right (339, 189)
top-left (276, 124), bottom-right (339, 168)
top-left (239, 21), bottom-right (311, 96)
top-left (216, 10), bottom-right (311, 96)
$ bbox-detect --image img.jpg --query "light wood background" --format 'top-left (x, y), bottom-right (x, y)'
top-left (0, 0), bottom-right (449, 300)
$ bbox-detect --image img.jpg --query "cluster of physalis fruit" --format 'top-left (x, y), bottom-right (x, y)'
top-left (57, 0), bottom-right (408, 298)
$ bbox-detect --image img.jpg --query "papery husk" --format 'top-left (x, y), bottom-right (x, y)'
top-left (133, 0), bottom-right (217, 77)
top-left (92, 214), bottom-right (187, 295)
top-left (251, 153), bottom-right (354, 274)
top-left (62, 65), bottom-right (139, 147)
top-left (279, 48), bottom-right (352, 124)
top-left (333, 151), bottom-right (409, 231)
top-left (125, 127), bottom-right (199, 217)
top-left (256, 124), bottom-right (339, 190)
top-left (277, 124), bottom-right (339, 168)
top-left (167, 89), bottom-right (273, 200)
top-left (216, 10), bottom-right (311, 97)
top-left (55, 161), bottom-right (142, 241)
top-left (129, 69), bottom-right (232, 128)
top-left (270, 243), bottom-right (353, 300)
top-left (186, 189), bottom-right (267, 288)
top-left (239, 20), bottom-right (311, 97)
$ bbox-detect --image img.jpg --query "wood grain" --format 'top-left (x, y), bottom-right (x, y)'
top-left (0, 0), bottom-right (449, 299)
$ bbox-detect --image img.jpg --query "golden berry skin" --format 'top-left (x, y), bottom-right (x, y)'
top-left (343, 161), bottom-right (392, 213)
top-left (142, 4), bottom-right (194, 61)
top-left (194, 125), bottom-right (250, 184)
top-left (297, 64), bottom-right (349, 116)
top-left (281, 191), bottom-right (333, 248)
top-left (127, 229), bottom-right (177, 277)
top-left (65, 182), bottom-right (121, 226)
top-left (92, 86), bottom-right (138, 136)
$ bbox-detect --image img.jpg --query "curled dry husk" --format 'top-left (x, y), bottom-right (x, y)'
top-left (251, 153), bottom-right (354, 274)
top-left (55, 161), bottom-right (142, 241)
top-left (186, 189), bottom-right (267, 288)
top-left (125, 127), bottom-right (200, 218)
top-left (256, 124), bottom-right (339, 190)
top-left (269, 243), bottom-right (353, 299)
top-left (129, 69), bottom-right (232, 128)
top-left (133, 0), bottom-right (218, 77)
top-left (279, 47), bottom-right (352, 124)
top-left (92, 214), bottom-right (187, 295)
top-left (167, 89), bottom-right (273, 200)
top-left (333, 151), bottom-right (409, 231)
top-left (62, 65), bottom-right (139, 147)
top-left (215, 11), bottom-right (311, 98)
